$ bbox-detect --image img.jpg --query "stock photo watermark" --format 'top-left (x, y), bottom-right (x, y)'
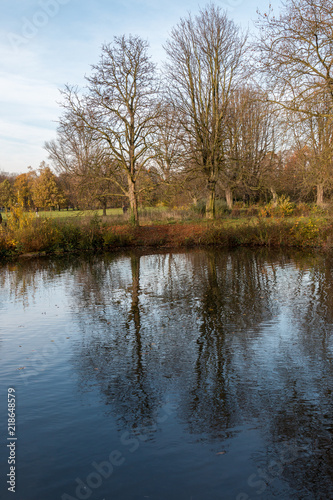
top-left (235, 440), bottom-right (301, 499)
top-left (7, 0), bottom-right (71, 51)
top-left (61, 402), bottom-right (176, 500)
top-left (19, 331), bottom-right (72, 386)
top-left (6, 388), bottom-right (17, 494)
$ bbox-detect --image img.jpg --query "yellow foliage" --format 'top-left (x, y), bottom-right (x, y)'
top-left (7, 207), bottom-right (36, 230)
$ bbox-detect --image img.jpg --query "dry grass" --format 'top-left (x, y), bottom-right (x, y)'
top-left (1, 208), bottom-right (333, 261)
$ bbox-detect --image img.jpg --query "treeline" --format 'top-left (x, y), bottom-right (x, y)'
top-left (0, 164), bottom-right (122, 213)
top-left (7, 1), bottom-right (333, 222)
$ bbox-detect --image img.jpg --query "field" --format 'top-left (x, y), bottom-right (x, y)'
top-left (1, 206), bottom-right (168, 221)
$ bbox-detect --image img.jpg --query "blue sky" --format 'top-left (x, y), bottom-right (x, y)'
top-left (0, 0), bottom-right (278, 174)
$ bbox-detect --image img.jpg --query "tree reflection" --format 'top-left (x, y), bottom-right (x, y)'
top-left (181, 250), bottom-right (280, 438)
top-left (4, 249), bottom-right (332, 497)
top-left (70, 253), bottom-right (163, 434)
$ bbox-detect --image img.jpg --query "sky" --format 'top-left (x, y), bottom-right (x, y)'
top-left (0, 0), bottom-right (280, 174)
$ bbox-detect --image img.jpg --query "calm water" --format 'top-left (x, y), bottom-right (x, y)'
top-left (0, 248), bottom-right (333, 500)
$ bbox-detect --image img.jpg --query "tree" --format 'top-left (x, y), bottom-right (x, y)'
top-left (60, 35), bottom-right (159, 225)
top-left (222, 87), bottom-right (279, 208)
top-left (0, 179), bottom-right (16, 209)
top-left (164, 4), bottom-right (247, 218)
top-left (289, 94), bottom-right (333, 205)
top-left (154, 103), bottom-right (187, 179)
top-left (152, 102), bottom-right (191, 206)
top-left (32, 164), bottom-right (65, 210)
top-left (14, 172), bottom-right (34, 209)
top-left (45, 118), bottom-right (124, 214)
top-left (255, 0), bottom-right (333, 116)
top-left (255, 0), bottom-right (333, 205)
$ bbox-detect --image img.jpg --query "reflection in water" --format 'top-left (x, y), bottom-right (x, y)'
top-left (1, 249), bottom-right (333, 499)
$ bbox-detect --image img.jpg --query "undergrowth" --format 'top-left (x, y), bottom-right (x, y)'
top-left (1, 209), bottom-right (333, 261)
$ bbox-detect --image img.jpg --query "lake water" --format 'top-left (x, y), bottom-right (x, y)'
top-left (0, 248), bottom-right (333, 500)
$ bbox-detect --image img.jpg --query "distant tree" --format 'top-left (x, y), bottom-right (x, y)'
top-left (289, 94), bottom-right (333, 206)
top-left (14, 172), bottom-right (35, 209)
top-left (222, 87), bottom-right (279, 208)
top-left (45, 117), bottom-right (125, 213)
top-left (32, 164), bottom-right (65, 210)
top-left (165, 4), bottom-right (247, 218)
top-left (0, 171), bottom-right (10, 183)
top-left (255, 0), bottom-right (333, 205)
top-left (154, 104), bottom-right (187, 180)
top-left (0, 179), bottom-right (16, 209)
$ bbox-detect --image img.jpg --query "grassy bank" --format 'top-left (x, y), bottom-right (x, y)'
top-left (1, 207), bottom-right (333, 260)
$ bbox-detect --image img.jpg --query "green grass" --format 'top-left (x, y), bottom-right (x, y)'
top-left (38, 208), bottom-right (123, 219)
top-left (1, 206), bottom-right (169, 222)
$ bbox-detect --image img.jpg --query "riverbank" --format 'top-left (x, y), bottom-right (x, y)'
top-left (1, 213), bottom-right (333, 261)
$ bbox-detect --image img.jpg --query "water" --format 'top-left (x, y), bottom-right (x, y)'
top-left (0, 248), bottom-right (333, 500)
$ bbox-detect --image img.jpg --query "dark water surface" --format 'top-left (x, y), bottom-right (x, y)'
top-left (0, 248), bottom-right (333, 500)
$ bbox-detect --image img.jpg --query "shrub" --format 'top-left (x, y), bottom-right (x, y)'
top-left (191, 200), bottom-right (206, 216)
top-left (293, 202), bottom-right (311, 217)
top-left (215, 199), bottom-right (230, 216)
top-left (290, 217), bottom-right (321, 245)
top-left (276, 195), bottom-right (294, 217)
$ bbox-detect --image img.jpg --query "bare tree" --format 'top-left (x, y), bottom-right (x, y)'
top-left (154, 103), bottom-right (187, 181)
top-left (290, 93), bottom-right (333, 206)
top-left (58, 35), bottom-right (159, 225)
top-left (222, 87), bottom-right (279, 208)
top-left (255, 0), bottom-right (333, 116)
top-left (45, 115), bottom-right (125, 213)
top-left (164, 4), bottom-right (247, 218)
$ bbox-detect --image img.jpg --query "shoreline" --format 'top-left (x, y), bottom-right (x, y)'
top-left (1, 217), bottom-right (333, 262)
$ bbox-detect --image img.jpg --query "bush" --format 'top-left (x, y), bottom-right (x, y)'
top-left (276, 195), bottom-right (295, 217)
top-left (215, 199), bottom-right (230, 216)
top-left (191, 200), bottom-right (206, 216)
top-left (293, 202), bottom-right (311, 217)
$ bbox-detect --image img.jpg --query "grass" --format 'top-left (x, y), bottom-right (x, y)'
top-left (0, 206), bottom-right (169, 222)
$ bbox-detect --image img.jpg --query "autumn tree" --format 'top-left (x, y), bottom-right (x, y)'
top-left (164, 4), bottom-right (247, 218)
top-left (45, 117), bottom-right (124, 214)
top-left (56, 172), bottom-right (77, 209)
top-left (59, 35), bottom-right (160, 225)
top-left (14, 172), bottom-right (35, 209)
top-left (0, 171), bottom-right (11, 183)
top-left (0, 179), bottom-right (16, 209)
top-left (32, 164), bottom-right (65, 210)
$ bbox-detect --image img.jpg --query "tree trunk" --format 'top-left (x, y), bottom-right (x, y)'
top-left (270, 188), bottom-right (278, 208)
top-left (316, 183), bottom-right (324, 207)
top-left (102, 201), bottom-right (107, 216)
top-left (225, 188), bottom-right (233, 210)
top-left (128, 176), bottom-right (139, 225)
top-left (206, 180), bottom-right (216, 219)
